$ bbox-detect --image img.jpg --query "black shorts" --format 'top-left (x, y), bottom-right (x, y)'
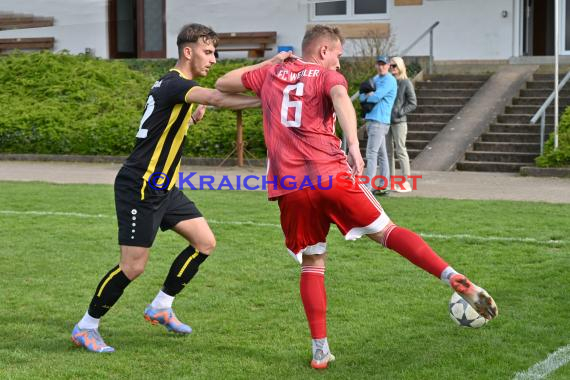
top-left (114, 167), bottom-right (202, 247)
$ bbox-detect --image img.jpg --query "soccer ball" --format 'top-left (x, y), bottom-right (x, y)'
top-left (449, 292), bottom-right (487, 328)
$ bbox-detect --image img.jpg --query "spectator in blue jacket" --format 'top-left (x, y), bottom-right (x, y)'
top-left (359, 55), bottom-right (397, 192)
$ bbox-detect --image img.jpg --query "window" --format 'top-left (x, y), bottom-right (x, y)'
top-left (108, 0), bottom-right (166, 58)
top-left (312, 0), bottom-right (388, 21)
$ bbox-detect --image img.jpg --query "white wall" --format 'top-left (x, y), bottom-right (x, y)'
top-left (172, 0), bottom-right (518, 61)
top-left (0, 0), bottom-right (109, 58)
top-left (389, 0), bottom-right (515, 61)
top-left (0, 0), bottom-right (520, 61)
top-left (166, 0), bottom-right (310, 58)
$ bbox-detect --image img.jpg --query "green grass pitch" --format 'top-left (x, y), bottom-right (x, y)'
top-left (1, 181), bottom-right (569, 379)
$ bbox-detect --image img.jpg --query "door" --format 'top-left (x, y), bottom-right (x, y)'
top-left (522, 0), bottom-right (555, 56)
top-left (564, 0), bottom-right (570, 53)
top-left (522, 0), bottom-right (533, 55)
top-left (109, 0), bottom-right (166, 58)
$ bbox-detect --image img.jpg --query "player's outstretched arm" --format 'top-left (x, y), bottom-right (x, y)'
top-left (215, 51), bottom-right (294, 93)
top-left (186, 87), bottom-right (260, 110)
top-left (330, 85), bottom-right (364, 175)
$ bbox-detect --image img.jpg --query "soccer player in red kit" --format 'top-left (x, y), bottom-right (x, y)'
top-left (216, 25), bottom-right (498, 369)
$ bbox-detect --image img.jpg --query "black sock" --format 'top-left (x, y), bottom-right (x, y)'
top-left (162, 245), bottom-right (209, 297)
top-left (88, 265), bottom-right (131, 318)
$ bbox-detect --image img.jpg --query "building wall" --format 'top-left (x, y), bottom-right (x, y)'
top-left (166, 0), bottom-right (309, 59)
top-left (0, 0), bottom-right (519, 61)
top-left (388, 0), bottom-right (516, 60)
top-left (0, 0), bottom-right (109, 58)
top-left (169, 0), bottom-right (518, 61)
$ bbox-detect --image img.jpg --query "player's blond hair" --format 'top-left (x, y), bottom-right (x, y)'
top-left (302, 25), bottom-right (345, 53)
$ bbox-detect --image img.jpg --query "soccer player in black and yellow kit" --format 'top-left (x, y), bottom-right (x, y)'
top-left (71, 23), bottom-right (272, 352)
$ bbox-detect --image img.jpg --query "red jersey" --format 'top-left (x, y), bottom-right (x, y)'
top-left (242, 59), bottom-right (351, 199)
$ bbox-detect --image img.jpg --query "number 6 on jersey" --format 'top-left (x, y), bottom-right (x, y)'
top-left (281, 83), bottom-right (304, 128)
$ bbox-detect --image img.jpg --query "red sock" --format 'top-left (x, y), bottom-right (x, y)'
top-left (300, 266), bottom-right (327, 339)
top-left (383, 225), bottom-right (449, 278)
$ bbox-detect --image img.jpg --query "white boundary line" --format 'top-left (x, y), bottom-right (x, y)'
top-left (0, 210), bottom-right (110, 218)
top-left (0, 210), bottom-right (567, 245)
top-left (514, 344), bottom-right (570, 380)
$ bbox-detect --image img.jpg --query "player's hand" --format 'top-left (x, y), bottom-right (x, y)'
top-left (347, 146), bottom-right (364, 176)
top-left (192, 104), bottom-right (207, 124)
top-left (270, 51), bottom-right (295, 65)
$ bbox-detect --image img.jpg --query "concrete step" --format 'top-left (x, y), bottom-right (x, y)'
top-left (456, 161), bottom-right (528, 172)
top-left (481, 132), bottom-right (541, 143)
top-left (520, 88), bottom-right (570, 97)
top-left (489, 123), bottom-right (552, 134)
top-left (408, 149), bottom-right (421, 159)
top-left (533, 73), bottom-right (567, 81)
top-left (527, 81), bottom-right (558, 89)
top-left (417, 81), bottom-right (484, 89)
top-left (406, 140), bottom-right (429, 150)
top-left (414, 105), bottom-right (463, 114)
top-left (407, 113), bottom-right (455, 123)
top-left (504, 105), bottom-right (566, 114)
top-left (497, 114), bottom-right (555, 124)
top-left (407, 122), bottom-right (447, 132)
top-left (427, 74), bottom-right (490, 81)
top-left (464, 151), bottom-right (537, 163)
top-left (512, 96), bottom-right (570, 105)
top-left (416, 89), bottom-right (478, 97)
top-left (473, 141), bottom-right (540, 153)
top-left (407, 131), bottom-right (438, 141)
top-left (418, 97), bottom-right (471, 106)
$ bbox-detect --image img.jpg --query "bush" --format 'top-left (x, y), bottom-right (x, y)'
top-left (535, 107), bottom-right (570, 167)
top-left (0, 52), bottom-right (414, 157)
top-left (0, 52), bottom-right (264, 157)
top-left (0, 51), bottom-right (149, 155)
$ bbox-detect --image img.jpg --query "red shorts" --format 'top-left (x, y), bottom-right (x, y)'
top-left (277, 177), bottom-right (391, 263)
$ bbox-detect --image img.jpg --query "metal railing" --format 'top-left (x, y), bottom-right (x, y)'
top-left (344, 22), bottom-right (440, 151)
top-left (400, 21), bottom-right (440, 75)
top-left (530, 71), bottom-right (570, 154)
top-left (349, 21), bottom-right (440, 103)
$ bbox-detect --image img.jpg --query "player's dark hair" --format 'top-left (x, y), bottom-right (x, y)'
top-left (177, 23), bottom-right (218, 57)
top-left (302, 25), bottom-right (344, 52)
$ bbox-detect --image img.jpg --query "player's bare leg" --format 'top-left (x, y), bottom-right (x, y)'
top-left (368, 222), bottom-right (498, 320)
top-left (145, 217), bottom-right (215, 333)
top-left (72, 246), bottom-right (149, 352)
top-left (300, 253), bottom-right (335, 369)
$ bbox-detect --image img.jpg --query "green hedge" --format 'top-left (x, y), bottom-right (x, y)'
top-left (0, 52), bottom-right (420, 158)
top-left (535, 107), bottom-right (570, 167)
top-left (0, 52), bottom-right (265, 157)
top-left (0, 51), bottom-right (148, 155)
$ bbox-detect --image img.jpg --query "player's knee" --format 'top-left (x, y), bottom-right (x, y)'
top-left (302, 253), bottom-right (326, 267)
top-left (121, 261), bottom-right (146, 280)
top-left (196, 237), bottom-right (216, 255)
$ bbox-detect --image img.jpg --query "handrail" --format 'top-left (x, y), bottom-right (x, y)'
top-left (344, 22), bottom-right (440, 151)
top-left (348, 21), bottom-right (440, 103)
top-left (529, 71), bottom-right (570, 154)
top-left (400, 21), bottom-right (439, 74)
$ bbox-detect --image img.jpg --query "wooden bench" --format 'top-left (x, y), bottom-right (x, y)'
top-left (0, 12), bottom-right (55, 53)
top-left (0, 37), bottom-right (55, 52)
top-left (0, 14), bottom-right (54, 31)
top-left (216, 31), bottom-right (276, 58)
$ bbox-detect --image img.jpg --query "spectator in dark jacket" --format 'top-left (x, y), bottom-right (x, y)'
top-left (388, 56), bottom-right (417, 192)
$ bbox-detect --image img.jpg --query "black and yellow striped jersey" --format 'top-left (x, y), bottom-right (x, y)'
top-left (124, 69), bottom-right (197, 199)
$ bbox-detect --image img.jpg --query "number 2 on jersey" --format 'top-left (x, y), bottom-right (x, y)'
top-left (136, 95), bottom-right (155, 138)
top-left (280, 83), bottom-right (304, 128)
